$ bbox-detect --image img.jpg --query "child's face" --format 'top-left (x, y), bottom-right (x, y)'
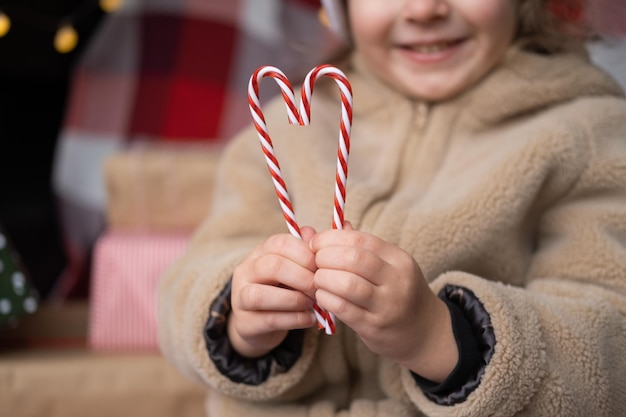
top-left (348, 0), bottom-right (517, 101)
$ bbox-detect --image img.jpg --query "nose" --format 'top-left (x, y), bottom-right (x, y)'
top-left (402, 0), bottom-right (450, 22)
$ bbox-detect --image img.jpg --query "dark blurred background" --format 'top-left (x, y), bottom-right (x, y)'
top-left (0, 0), bottom-right (105, 299)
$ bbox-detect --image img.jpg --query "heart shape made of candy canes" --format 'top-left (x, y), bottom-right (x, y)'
top-left (248, 64), bottom-right (353, 335)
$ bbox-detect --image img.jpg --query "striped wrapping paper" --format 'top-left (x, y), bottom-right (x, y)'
top-left (88, 231), bottom-right (189, 351)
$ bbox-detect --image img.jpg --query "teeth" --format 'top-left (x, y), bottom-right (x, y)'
top-left (411, 42), bottom-right (451, 53)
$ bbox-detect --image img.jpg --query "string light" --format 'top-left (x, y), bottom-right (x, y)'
top-left (99, 0), bottom-right (122, 13)
top-left (0, 11), bottom-right (10, 38)
top-left (54, 24), bottom-right (79, 54)
top-left (0, 0), bottom-right (123, 53)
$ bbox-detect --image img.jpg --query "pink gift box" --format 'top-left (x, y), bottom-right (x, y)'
top-left (88, 231), bottom-right (189, 351)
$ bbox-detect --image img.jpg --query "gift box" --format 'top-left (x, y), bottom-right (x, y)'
top-left (88, 231), bottom-right (189, 351)
top-left (103, 144), bottom-right (222, 232)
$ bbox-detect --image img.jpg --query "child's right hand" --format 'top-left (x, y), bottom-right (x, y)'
top-left (228, 227), bottom-right (319, 358)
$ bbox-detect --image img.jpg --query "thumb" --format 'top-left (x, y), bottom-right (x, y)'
top-left (300, 225), bottom-right (317, 243)
top-left (342, 220), bottom-right (354, 231)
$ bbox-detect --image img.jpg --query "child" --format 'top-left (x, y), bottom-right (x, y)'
top-left (158, 0), bottom-right (626, 415)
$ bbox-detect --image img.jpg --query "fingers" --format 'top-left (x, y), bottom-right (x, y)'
top-left (237, 283), bottom-right (314, 312)
top-left (237, 233), bottom-right (317, 298)
top-left (310, 228), bottom-right (390, 258)
top-left (314, 267), bottom-right (376, 310)
top-left (299, 225), bottom-right (317, 243)
top-left (238, 310), bottom-right (318, 334)
top-left (251, 233), bottom-right (317, 272)
top-left (230, 280), bottom-right (318, 353)
top-left (228, 310), bottom-right (316, 357)
top-left (314, 285), bottom-right (370, 330)
top-left (308, 225), bottom-right (423, 330)
top-left (315, 245), bottom-right (388, 286)
top-left (245, 253), bottom-right (317, 297)
top-left (309, 227), bottom-right (416, 287)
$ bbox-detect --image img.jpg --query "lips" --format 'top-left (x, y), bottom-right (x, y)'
top-left (400, 38), bottom-right (465, 54)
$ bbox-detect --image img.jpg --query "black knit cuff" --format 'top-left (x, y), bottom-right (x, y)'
top-left (411, 285), bottom-right (495, 405)
top-left (203, 279), bottom-right (305, 385)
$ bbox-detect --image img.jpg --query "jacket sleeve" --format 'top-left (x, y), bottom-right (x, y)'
top-left (411, 286), bottom-right (494, 405)
top-left (203, 278), bottom-right (307, 385)
top-left (402, 98), bottom-right (626, 417)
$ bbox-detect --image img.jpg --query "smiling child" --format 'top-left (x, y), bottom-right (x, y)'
top-left (158, 1), bottom-right (626, 416)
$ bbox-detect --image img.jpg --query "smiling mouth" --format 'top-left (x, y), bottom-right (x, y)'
top-left (402, 39), bottom-right (464, 54)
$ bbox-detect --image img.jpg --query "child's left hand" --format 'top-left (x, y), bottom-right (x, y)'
top-left (309, 222), bottom-right (458, 382)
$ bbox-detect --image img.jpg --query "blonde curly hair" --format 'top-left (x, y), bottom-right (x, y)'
top-left (516, 0), bottom-right (589, 53)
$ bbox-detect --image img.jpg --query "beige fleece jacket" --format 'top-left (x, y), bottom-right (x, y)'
top-left (157, 46), bottom-right (626, 417)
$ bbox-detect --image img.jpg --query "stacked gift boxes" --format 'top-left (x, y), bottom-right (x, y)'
top-left (0, 31), bottom-right (221, 417)
top-left (88, 144), bottom-right (221, 352)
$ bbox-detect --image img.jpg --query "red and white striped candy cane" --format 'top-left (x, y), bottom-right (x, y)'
top-left (248, 66), bottom-right (302, 238)
top-left (248, 64), bottom-right (353, 335)
top-left (300, 64), bottom-right (353, 231)
top-left (248, 66), bottom-right (335, 334)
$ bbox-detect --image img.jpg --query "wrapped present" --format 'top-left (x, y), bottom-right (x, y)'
top-left (88, 231), bottom-right (189, 351)
top-left (103, 143), bottom-right (222, 232)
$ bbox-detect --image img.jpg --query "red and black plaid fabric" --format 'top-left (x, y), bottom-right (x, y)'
top-left (51, 0), bottom-right (341, 299)
top-left (61, 0), bottom-right (337, 143)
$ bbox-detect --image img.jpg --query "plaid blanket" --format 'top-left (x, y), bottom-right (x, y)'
top-left (50, 0), bottom-right (341, 298)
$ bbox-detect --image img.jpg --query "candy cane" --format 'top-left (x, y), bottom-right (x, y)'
top-left (248, 66), bottom-right (335, 334)
top-left (248, 66), bottom-right (302, 238)
top-left (301, 64), bottom-right (353, 231)
top-left (248, 64), bottom-right (353, 335)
